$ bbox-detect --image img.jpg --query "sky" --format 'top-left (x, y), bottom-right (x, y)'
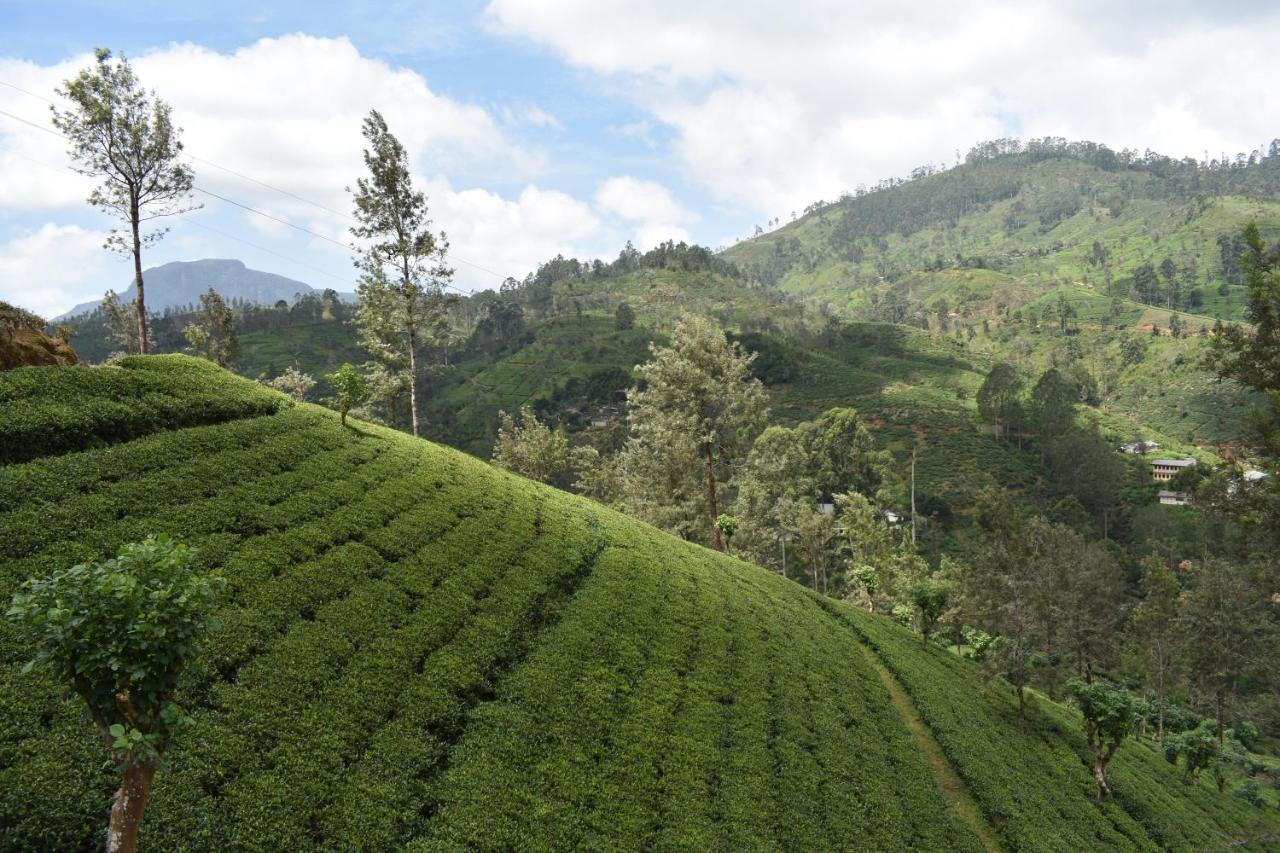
top-left (2, 1), bottom-right (1278, 317)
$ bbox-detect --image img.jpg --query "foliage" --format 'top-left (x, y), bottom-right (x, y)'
top-left (977, 362), bottom-right (1023, 435)
top-left (1179, 557), bottom-right (1277, 744)
top-left (325, 362), bottom-right (370, 427)
top-left (51, 48), bottom-right (197, 353)
top-left (7, 535), bottom-right (221, 763)
top-left (262, 366), bottom-right (316, 402)
top-left (0, 355), bottom-right (286, 464)
top-left (1066, 679), bottom-right (1139, 800)
top-left (491, 405), bottom-right (596, 490)
top-left (1125, 556), bottom-right (1183, 744)
top-left (832, 602), bottom-right (1274, 851)
top-left (350, 109), bottom-right (452, 437)
top-left (0, 358), bottom-right (1273, 848)
top-left (7, 535), bottom-right (221, 852)
top-left (620, 315), bottom-right (768, 549)
top-left (183, 286), bottom-right (239, 368)
top-left (908, 576), bottom-right (952, 645)
top-left (100, 290), bottom-right (140, 356)
top-left (614, 301), bottom-right (635, 330)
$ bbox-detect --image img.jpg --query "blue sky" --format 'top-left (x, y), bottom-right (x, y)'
top-left (2, 1), bottom-right (1278, 316)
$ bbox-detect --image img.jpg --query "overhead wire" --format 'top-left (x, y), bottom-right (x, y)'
top-left (0, 91), bottom-right (513, 290)
top-left (1, 92), bottom-right (565, 410)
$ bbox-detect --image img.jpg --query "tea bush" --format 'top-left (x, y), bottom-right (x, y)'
top-left (1, 357), bottom-right (1274, 849)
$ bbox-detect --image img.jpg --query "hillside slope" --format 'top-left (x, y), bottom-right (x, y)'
top-left (1, 358), bottom-right (1274, 850)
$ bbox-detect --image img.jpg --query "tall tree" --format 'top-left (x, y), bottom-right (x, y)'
top-left (622, 315), bottom-right (768, 550)
top-left (977, 362), bottom-right (1024, 440)
top-left (100, 289), bottom-right (140, 355)
top-left (350, 109), bottom-right (452, 438)
top-left (6, 536), bottom-right (222, 853)
top-left (182, 287), bottom-right (239, 368)
top-left (1125, 556), bottom-right (1183, 746)
top-left (492, 406), bottom-right (596, 490)
top-left (1029, 368), bottom-right (1076, 440)
top-left (52, 49), bottom-right (196, 354)
top-left (1179, 557), bottom-right (1275, 745)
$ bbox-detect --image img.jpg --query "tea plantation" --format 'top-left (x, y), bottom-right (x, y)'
top-left (1, 356), bottom-right (1275, 850)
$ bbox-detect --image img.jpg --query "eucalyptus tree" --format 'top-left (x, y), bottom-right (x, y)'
top-left (350, 109), bottom-right (452, 438)
top-left (622, 315), bottom-right (768, 550)
top-left (53, 48), bottom-right (197, 354)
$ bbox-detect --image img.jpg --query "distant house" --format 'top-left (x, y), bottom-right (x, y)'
top-left (1243, 469), bottom-right (1268, 483)
top-left (817, 501), bottom-right (835, 516)
top-left (883, 509), bottom-right (903, 528)
top-left (1158, 490), bottom-right (1191, 506)
top-left (1120, 440), bottom-right (1160, 455)
top-left (1151, 458), bottom-right (1196, 482)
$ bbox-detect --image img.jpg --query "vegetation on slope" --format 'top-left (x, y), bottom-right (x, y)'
top-left (3, 357), bottom-right (1271, 850)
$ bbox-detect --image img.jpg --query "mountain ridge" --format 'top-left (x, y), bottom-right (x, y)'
top-left (53, 258), bottom-right (353, 320)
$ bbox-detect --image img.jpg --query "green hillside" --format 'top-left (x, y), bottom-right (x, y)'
top-left (723, 145), bottom-right (1280, 320)
top-left (2, 357), bottom-right (1274, 850)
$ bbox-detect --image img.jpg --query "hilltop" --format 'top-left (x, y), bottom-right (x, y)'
top-left (723, 138), bottom-right (1280, 323)
top-left (1, 356), bottom-right (1274, 850)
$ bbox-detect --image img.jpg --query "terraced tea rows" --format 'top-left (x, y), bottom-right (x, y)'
top-left (1, 356), bottom-right (1275, 850)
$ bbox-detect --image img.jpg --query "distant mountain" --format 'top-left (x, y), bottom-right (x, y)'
top-left (54, 258), bottom-right (353, 320)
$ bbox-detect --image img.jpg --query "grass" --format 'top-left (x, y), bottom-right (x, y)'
top-left (3, 357), bottom-right (1273, 849)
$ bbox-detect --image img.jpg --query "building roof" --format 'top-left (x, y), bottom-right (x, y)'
top-left (1152, 458), bottom-right (1196, 468)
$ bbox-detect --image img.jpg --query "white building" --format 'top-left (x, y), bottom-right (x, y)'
top-left (1158, 490), bottom-right (1191, 506)
top-left (1151, 458), bottom-right (1196, 482)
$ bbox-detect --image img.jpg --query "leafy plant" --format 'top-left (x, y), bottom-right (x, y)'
top-left (7, 535), bottom-right (223, 853)
top-left (1065, 679), bottom-right (1139, 801)
top-left (326, 362), bottom-right (370, 426)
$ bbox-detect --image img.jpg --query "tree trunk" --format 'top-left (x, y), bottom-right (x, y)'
top-left (1017, 684), bottom-right (1026, 733)
top-left (131, 204), bottom-right (148, 355)
top-left (1093, 755), bottom-right (1111, 802)
top-left (407, 327), bottom-right (420, 438)
top-left (704, 443), bottom-right (723, 551)
top-left (107, 761), bottom-right (156, 853)
top-left (1215, 689), bottom-right (1224, 746)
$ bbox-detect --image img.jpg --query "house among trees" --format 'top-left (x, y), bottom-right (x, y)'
top-left (1119, 439), bottom-right (1159, 454)
top-left (1150, 458), bottom-right (1196, 482)
top-left (1158, 490), bottom-right (1191, 506)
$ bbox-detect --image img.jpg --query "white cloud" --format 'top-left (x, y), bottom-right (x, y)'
top-left (0, 35), bottom-right (612, 309)
top-left (0, 223), bottom-right (114, 317)
top-left (502, 103), bottom-right (564, 130)
top-left (594, 175), bottom-right (696, 250)
top-left (595, 176), bottom-right (691, 224)
top-left (486, 0), bottom-right (1280, 215)
top-left (428, 180), bottom-right (602, 289)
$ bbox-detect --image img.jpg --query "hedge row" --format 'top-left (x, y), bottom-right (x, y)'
top-left (2, 358), bottom-right (1274, 849)
top-left (419, 518), bottom-right (985, 851)
top-left (0, 354), bottom-right (287, 463)
top-left (827, 602), bottom-right (1275, 851)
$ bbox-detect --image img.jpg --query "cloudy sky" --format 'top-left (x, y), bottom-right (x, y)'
top-left (2, 1), bottom-right (1278, 316)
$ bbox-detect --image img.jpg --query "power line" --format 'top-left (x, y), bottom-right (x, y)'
top-left (2, 147), bottom-right (352, 286)
top-left (1, 98), bottom-right (561, 404)
top-left (1, 86), bottom-right (514, 284)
